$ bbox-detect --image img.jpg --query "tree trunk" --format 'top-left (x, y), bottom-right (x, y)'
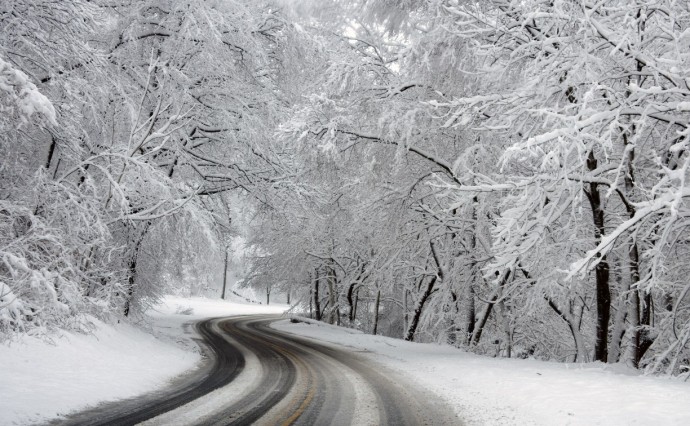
top-left (446, 291), bottom-right (460, 346)
top-left (471, 286), bottom-right (498, 346)
top-left (637, 287), bottom-right (654, 363)
top-left (404, 275), bottom-right (437, 341)
top-left (406, 240), bottom-right (444, 341)
top-left (548, 298), bottom-right (588, 362)
top-left (347, 282), bottom-right (357, 322)
top-left (609, 260), bottom-right (629, 364)
top-left (586, 150), bottom-right (611, 362)
top-left (221, 249), bottom-right (228, 300)
top-left (465, 283), bottom-right (475, 345)
top-left (403, 288), bottom-right (409, 332)
top-left (313, 268), bottom-right (321, 321)
top-left (498, 299), bottom-right (512, 358)
top-left (347, 262), bottom-right (366, 323)
top-left (123, 254), bottom-right (136, 317)
top-left (471, 270), bottom-right (511, 346)
top-left (618, 127), bottom-right (654, 367)
top-left (464, 195), bottom-right (479, 345)
top-left (372, 289), bottom-right (381, 335)
top-left (326, 263), bottom-right (337, 324)
top-left (623, 190), bottom-right (653, 366)
top-left (123, 222), bottom-right (151, 316)
top-left (352, 288), bottom-right (359, 322)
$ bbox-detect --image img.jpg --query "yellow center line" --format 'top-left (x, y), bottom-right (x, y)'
top-left (279, 349), bottom-right (317, 426)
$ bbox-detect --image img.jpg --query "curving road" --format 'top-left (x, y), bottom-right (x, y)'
top-left (55, 316), bottom-right (459, 425)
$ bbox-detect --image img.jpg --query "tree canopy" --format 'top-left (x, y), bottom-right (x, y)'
top-left (2, 0), bottom-right (689, 376)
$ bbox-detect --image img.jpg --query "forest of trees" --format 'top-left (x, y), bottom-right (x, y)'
top-left (2, 0), bottom-right (689, 376)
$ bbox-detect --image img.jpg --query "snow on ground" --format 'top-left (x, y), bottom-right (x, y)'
top-left (0, 295), bottom-right (286, 426)
top-left (0, 317), bottom-right (198, 426)
top-left (273, 318), bottom-right (690, 426)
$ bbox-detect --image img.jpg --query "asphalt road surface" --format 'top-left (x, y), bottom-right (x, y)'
top-left (55, 316), bottom-right (460, 425)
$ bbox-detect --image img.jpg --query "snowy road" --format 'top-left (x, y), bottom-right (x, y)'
top-left (56, 315), bottom-right (458, 425)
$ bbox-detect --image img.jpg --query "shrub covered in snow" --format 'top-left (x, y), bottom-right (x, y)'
top-left (0, 194), bottom-right (125, 337)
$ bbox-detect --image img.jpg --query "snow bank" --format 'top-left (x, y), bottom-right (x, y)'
top-left (0, 296), bottom-right (286, 425)
top-left (273, 318), bottom-right (690, 426)
top-left (0, 318), bottom-right (198, 425)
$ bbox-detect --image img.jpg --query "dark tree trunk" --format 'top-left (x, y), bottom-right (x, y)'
top-left (123, 255), bottom-right (136, 317)
top-left (372, 289), bottom-right (381, 335)
top-left (471, 294), bottom-right (494, 346)
top-left (464, 195), bottom-right (479, 345)
top-left (471, 270), bottom-right (511, 346)
top-left (628, 215), bottom-right (653, 364)
top-left (313, 268), bottom-right (321, 321)
top-left (447, 291), bottom-right (459, 345)
top-left (403, 289), bottom-right (409, 331)
top-left (404, 276), bottom-right (437, 341)
top-left (586, 150), bottom-right (611, 362)
top-left (123, 222), bottom-right (151, 317)
top-left (465, 284), bottom-right (476, 344)
top-left (221, 250), bottom-right (228, 299)
top-left (637, 289), bottom-right (654, 363)
top-left (347, 283), bottom-right (357, 322)
top-left (326, 263), bottom-right (337, 324)
top-left (352, 287), bottom-right (359, 322)
top-left (405, 241), bottom-right (444, 342)
top-left (347, 262), bottom-right (367, 323)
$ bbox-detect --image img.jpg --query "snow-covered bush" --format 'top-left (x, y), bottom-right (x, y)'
top-left (0, 198), bottom-right (118, 337)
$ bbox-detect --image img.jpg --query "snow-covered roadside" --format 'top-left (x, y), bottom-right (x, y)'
top-left (0, 296), bottom-right (286, 426)
top-left (0, 317), bottom-right (198, 426)
top-left (273, 318), bottom-right (690, 426)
